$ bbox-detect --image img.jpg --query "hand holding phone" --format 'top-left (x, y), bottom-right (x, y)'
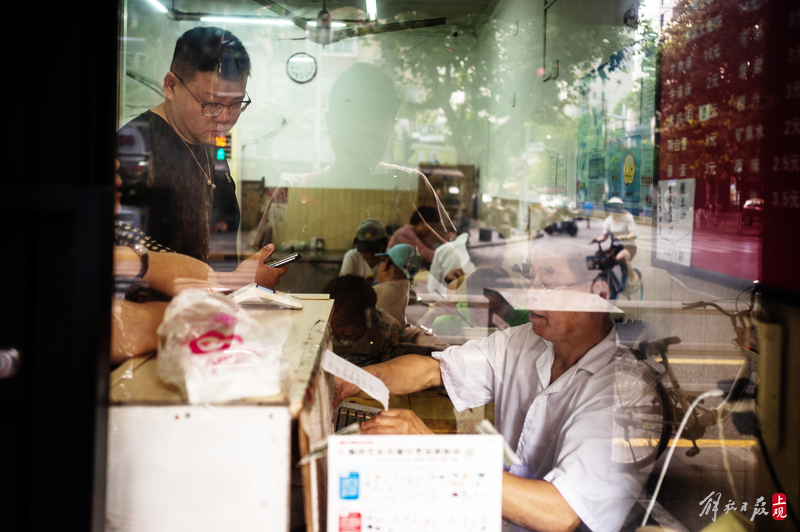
top-left (264, 252), bottom-right (301, 268)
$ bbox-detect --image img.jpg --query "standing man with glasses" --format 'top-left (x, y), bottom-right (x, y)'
top-left (117, 26), bottom-right (287, 289)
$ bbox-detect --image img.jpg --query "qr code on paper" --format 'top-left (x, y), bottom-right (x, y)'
top-left (340, 472), bottom-right (359, 500)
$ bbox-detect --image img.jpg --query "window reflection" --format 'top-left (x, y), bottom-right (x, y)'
top-left (110, 0), bottom-right (799, 529)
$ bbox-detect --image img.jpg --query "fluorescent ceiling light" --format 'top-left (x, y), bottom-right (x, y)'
top-left (200, 16), bottom-right (346, 28)
top-left (308, 21), bottom-right (347, 28)
top-left (366, 0), bottom-right (377, 20)
top-left (200, 16), bottom-right (294, 25)
top-left (146, 0), bottom-right (168, 14)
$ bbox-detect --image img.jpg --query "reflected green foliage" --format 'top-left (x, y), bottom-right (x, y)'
top-left (368, 5), bottom-right (645, 195)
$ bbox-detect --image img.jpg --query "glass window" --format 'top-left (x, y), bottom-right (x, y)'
top-left (110, 0), bottom-right (800, 530)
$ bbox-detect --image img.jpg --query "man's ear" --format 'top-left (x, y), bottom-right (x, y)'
top-left (163, 72), bottom-right (177, 102)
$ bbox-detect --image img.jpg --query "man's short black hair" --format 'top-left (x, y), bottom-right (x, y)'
top-left (410, 206), bottom-right (441, 226)
top-left (322, 275), bottom-right (377, 323)
top-left (171, 27), bottom-right (250, 82)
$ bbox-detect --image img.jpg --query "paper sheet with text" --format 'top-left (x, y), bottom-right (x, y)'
top-left (321, 349), bottom-right (389, 411)
top-left (328, 435), bottom-right (503, 532)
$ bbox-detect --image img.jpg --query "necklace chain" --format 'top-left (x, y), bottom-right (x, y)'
top-left (181, 139), bottom-right (216, 189)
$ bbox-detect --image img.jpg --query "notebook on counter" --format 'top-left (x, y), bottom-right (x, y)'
top-left (229, 282), bottom-right (304, 309)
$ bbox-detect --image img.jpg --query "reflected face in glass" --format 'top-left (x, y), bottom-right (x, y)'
top-left (166, 71), bottom-right (247, 146)
top-left (330, 308), bottom-right (367, 343)
top-left (526, 252), bottom-right (587, 292)
top-left (326, 111), bottom-right (396, 167)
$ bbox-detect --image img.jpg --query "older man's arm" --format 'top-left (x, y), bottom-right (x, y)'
top-left (334, 354), bottom-right (442, 406)
top-left (502, 473), bottom-right (581, 532)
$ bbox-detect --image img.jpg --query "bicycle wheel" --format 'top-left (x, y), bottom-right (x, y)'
top-left (619, 267), bottom-right (644, 301)
top-left (612, 363), bottom-right (672, 470)
top-left (633, 267), bottom-right (643, 300)
top-left (592, 272), bottom-right (611, 299)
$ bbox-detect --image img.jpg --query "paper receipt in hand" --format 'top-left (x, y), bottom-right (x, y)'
top-left (321, 349), bottom-right (389, 411)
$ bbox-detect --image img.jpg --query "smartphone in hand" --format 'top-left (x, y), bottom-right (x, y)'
top-left (264, 252), bottom-right (301, 268)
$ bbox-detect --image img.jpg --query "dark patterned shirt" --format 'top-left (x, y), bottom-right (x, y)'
top-left (113, 220), bottom-right (172, 252)
top-left (116, 111), bottom-right (239, 264)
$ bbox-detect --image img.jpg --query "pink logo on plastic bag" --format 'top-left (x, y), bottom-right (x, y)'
top-left (187, 330), bottom-right (242, 354)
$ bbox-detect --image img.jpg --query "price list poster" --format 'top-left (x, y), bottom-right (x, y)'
top-left (762, 4), bottom-right (800, 293)
top-left (657, 0), bottom-right (798, 290)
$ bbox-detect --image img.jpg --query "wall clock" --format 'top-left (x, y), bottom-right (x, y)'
top-left (286, 52), bottom-right (317, 84)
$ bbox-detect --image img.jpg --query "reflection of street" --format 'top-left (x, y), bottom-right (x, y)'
top-left (689, 229), bottom-right (762, 281)
top-left (624, 219), bottom-right (762, 287)
top-left (625, 442), bottom-right (759, 531)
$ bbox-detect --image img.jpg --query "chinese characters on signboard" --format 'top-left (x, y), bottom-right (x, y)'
top-left (656, 178), bottom-right (695, 266)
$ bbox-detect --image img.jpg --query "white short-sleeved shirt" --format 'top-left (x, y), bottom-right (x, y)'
top-left (433, 325), bottom-right (635, 532)
top-left (427, 233), bottom-right (476, 296)
top-left (340, 248), bottom-right (380, 282)
top-left (602, 213), bottom-right (636, 239)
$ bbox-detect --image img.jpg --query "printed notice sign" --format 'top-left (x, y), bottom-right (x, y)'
top-left (656, 178), bottom-right (695, 267)
top-left (547, 152), bottom-right (558, 190)
top-left (328, 435), bottom-right (503, 532)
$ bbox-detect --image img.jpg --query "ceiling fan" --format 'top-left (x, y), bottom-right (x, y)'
top-left (254, 0), bottom-right (447, 46)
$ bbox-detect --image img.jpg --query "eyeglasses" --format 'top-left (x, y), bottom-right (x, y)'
top-left (173, 73), bottom-right (251, 116)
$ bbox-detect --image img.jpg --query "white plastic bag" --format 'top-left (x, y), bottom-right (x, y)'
top-left (156, 289), bottom-right (287, 403)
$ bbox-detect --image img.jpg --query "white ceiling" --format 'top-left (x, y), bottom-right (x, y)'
top-left (165, 0), bottom-right (499, 31)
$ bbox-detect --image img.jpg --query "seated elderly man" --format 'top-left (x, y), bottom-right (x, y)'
top-left (340, 218), bottom-right (389, 283)
top-left (323, 274), bottom-right (406, 367)
top-left (335, 241), bottom-right (637, 532)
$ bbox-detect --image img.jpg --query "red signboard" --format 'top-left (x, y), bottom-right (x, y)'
top-left (658, 0), bottom-right (800, 293)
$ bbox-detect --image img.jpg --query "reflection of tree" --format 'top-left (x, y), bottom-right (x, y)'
top-left (600, 31), bottom-right (660, 136)
top-left (368, 12), bottom-right (639, 186)
top-left (660, 0), bottom-right (767, 212)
